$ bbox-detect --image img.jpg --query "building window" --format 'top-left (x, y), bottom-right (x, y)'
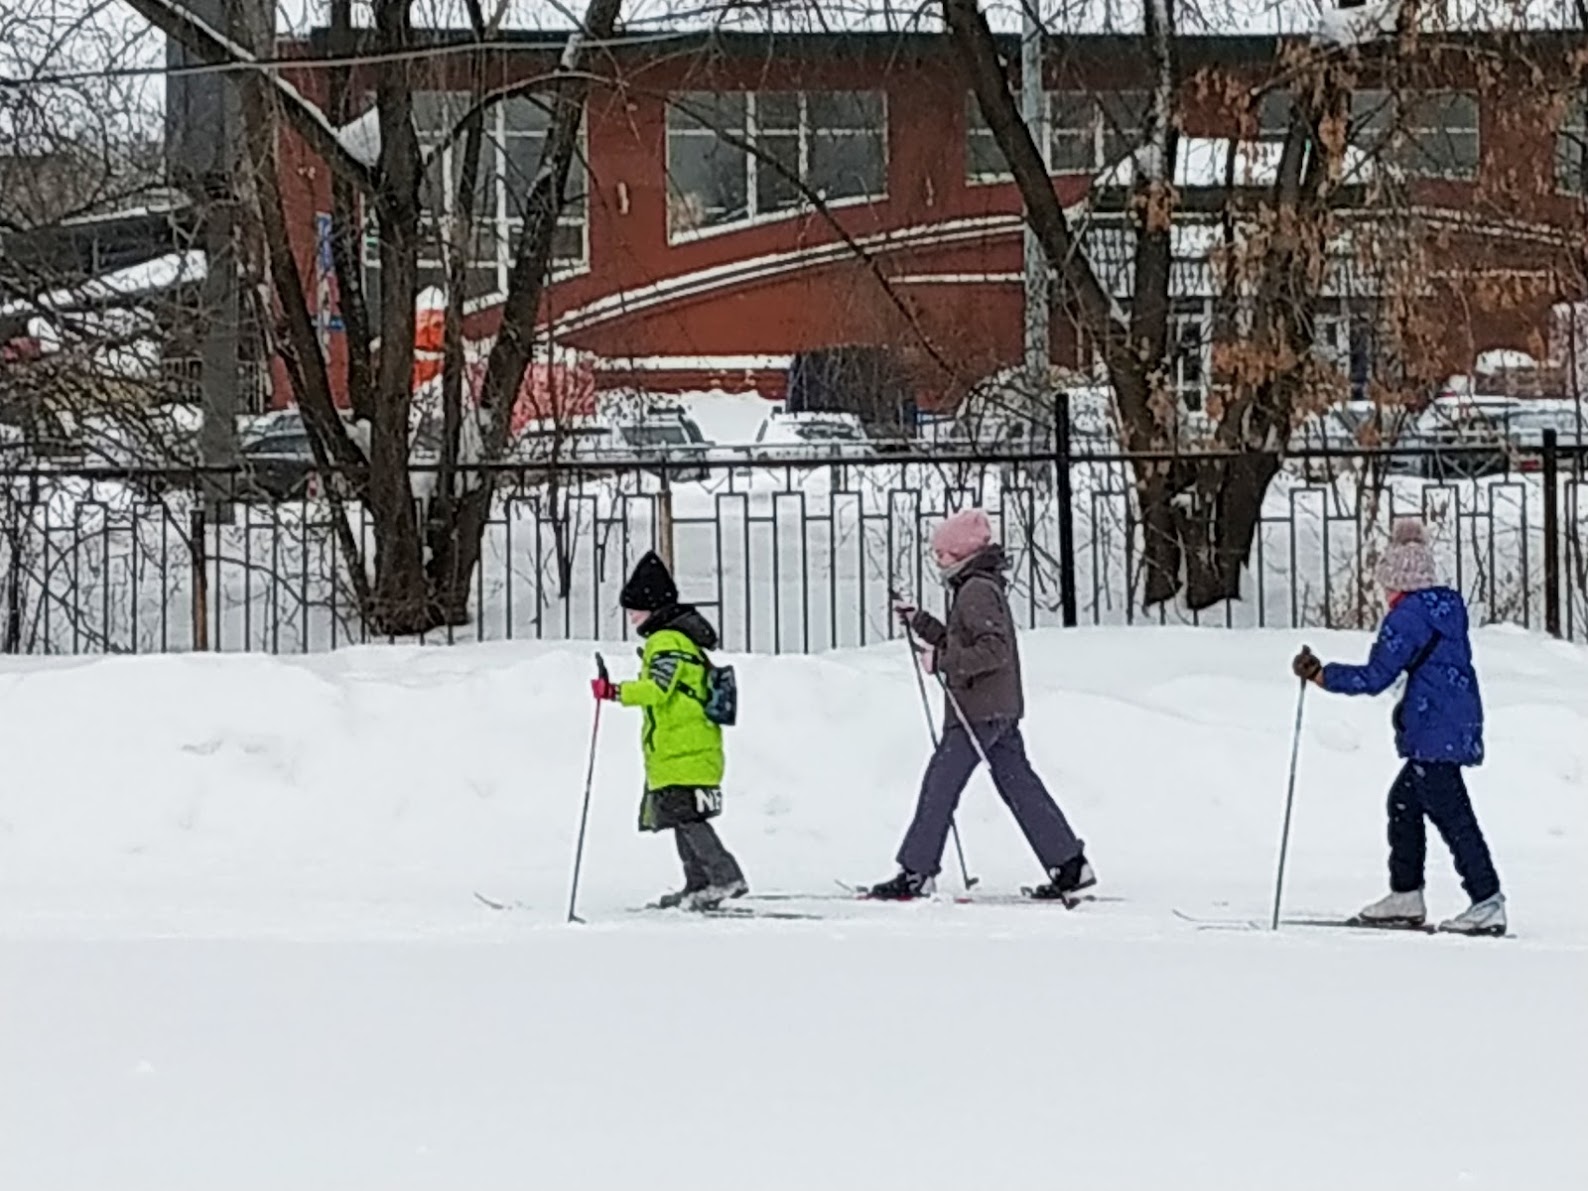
top-left (1350, 90), bottom-right (1480, 180)
top-left (363, 92), bottom-right (587, 314)
top-left (1315, 304), bottom-right (1376, 403)
top-left (1255, 91), bottom-right (1294, 141)
top-left (1558, 96), bottom-right (1587, 195)
top-left (665, 91), bottom-right (887, 238)
top-left (967, 90), bottom-right (1148, 180)
top-left (1169, 299), bottom-right (1211, 411)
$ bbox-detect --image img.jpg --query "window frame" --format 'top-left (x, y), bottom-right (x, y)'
top-left (966, 89), bottom-right (1150, 184)
top-left (1349, 88), bottom-right (1482, 182)
top-left (362, 92), bottom-right (590, 314)
top-left (664, 89), bottom-right (890, 243)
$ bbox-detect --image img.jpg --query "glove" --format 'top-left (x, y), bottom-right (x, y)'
top-left (916, 644), bottom-right (937, 675)
top-left (590, 676), bottom-right (619, 702)
top-left (1292, 646), bottom-right (1322, 684)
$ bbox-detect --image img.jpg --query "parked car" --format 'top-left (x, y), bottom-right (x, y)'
top-left (751, 411), bottom-right (875, 460)
top-left (1504, 406), bottom-right (1588, 472)
top-left (1406, 397), bottom-right (1523, 480)
top-left (607, 410), bottom-right (712, 481)
top-left (1287, 409), bottom-right (1361, 481)
top-left (239, 426), bottom-right (319, 501)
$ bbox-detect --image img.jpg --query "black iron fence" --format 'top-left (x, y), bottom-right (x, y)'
top-left (3, 436), bottom-right (1586, 656)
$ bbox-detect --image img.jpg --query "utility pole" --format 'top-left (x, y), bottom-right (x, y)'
top-left (167, 0), bottom-right (246, 522)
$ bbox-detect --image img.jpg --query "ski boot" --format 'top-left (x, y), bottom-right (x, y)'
top-left (1027, 853), bottom-right (1097, 901)
top-left (654, 886), bottom-right (704, 909)
top-left (1437, 892), bottom-right (1507, 937)
top-left (864, 870), bottom-right (935, 901)
top-left (1349, 888), bottom-right (1427, 928)
top-left (686, 878), bottom-right (749, 911)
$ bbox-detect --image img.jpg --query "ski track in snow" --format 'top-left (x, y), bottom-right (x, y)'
top-left (2, 626), bottom-right (1585, 1190)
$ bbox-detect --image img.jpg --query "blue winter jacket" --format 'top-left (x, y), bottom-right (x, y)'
top-left (1321, 587), bottom-right (1485, 767)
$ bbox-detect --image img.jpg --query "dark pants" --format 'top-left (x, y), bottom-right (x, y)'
top-left (1387, 761), bottom-right (1500, 902)
top-left (897, 721), bottom-right (1083, 878)
top-left (675, 821), bottom-right (744, 891)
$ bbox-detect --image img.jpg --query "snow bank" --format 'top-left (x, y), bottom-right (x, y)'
top-left (0, 628), bottom-right (1584, 1188)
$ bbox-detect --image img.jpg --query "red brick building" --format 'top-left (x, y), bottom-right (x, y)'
top-left (274, 28), bottom-right (1587, 411)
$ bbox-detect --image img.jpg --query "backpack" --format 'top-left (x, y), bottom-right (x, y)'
top-left (654, 646), bottom-right (738, 727)
top-left (699, 655), bottom-right (738, 727)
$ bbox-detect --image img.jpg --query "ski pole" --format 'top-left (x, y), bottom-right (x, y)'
top-left (566, 652), bottom-right (607, 925)
top-left (1270, 675), bottom-right (1309, 932)
top-left (893, 590), bottom-right (977, 891)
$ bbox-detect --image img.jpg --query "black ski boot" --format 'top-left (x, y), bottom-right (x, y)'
top-left (865, 870), bottom-right (936, 900)
top-left (653, 884), bottom-right (707, 909)
top-left (1027, 853), bottom-right (1096, 901)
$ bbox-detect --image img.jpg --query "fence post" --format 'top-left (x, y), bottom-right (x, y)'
top-left (1543, 428), bottom-right (1561, 639)
top-left (1053, 388), bottom-right (1078, 627)
top-left (190, 507), bottom-right (210, 651)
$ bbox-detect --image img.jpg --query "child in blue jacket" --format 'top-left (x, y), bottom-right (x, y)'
top-left (1292, 520), bottom-right (1506, 935)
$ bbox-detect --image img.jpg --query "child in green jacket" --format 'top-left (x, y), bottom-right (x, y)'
top-left (591, 552), bottom-right (747, 910)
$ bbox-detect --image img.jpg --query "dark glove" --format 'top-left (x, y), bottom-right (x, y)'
top-left (590, 676), bottom-right (619, 702)
top-left (1292, 646), bottom-right (1323, 684)
top-left (891, 596), bottom-right (917, 629)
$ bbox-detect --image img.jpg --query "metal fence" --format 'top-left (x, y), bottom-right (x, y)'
top-left (3, 439), bottom-right (1587, 656)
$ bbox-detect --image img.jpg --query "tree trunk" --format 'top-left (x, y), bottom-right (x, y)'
top-left (427, 0), bottom-right (624, 622)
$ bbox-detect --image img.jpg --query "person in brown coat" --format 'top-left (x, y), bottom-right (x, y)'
top-left (867, 509), bottom-right (1094, 901)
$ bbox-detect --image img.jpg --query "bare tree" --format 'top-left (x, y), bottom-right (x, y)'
top-left (122, 0), bottom-right (622, 634)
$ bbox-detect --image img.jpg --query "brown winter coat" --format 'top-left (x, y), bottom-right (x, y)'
top-left (909, 546), bottom-right (1024, 724)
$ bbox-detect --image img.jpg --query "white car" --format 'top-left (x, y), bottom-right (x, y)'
top-left (751, 411), bottom-right (875, 460)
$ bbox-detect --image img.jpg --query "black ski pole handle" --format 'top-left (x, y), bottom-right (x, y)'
top-left (595, 652), bottom-right (609, 683)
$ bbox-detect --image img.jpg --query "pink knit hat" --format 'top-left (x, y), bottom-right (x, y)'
top-left (1376, 519), bottom-right (1438, 593)
top-left (932, 508), bottom-right (994, 564)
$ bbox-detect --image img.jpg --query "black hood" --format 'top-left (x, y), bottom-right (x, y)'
top-left (948, 544), bottom-right (1009, 589)
top-left (637, 603), bottom-right (720, 650)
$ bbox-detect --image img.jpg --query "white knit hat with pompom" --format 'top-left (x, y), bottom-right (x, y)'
top-left (1375, 519), bottom-right (1438, 593)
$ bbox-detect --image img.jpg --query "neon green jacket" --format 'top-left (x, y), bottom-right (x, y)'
top-left (618, 607), bottom-right (724, 793)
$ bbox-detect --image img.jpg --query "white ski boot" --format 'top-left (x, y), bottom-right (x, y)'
top-left (1437, 892), bottom-right (1507, 937)
top-left (1351, 888), bottom-right (1427, 927)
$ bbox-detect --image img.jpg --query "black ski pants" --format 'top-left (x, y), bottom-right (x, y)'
top-left (1387, 761), bottom-right (1500, 903)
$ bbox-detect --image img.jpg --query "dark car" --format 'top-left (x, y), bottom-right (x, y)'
top-left (239, 428), bottom-right (318, 501)
top-left (609, 416), bottom-right (712, 482)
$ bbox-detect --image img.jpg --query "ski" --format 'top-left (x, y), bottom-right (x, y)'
top-left (1284, 916), bottom-right (1437, 935)
top-left (475, 891), bottom-right (526, 911)
top-left (629, 903), bottom-right (822, 921)
top-left (838, 879), bottom-right (1116, 909)
top-left (1173, 908), bottom-right (1512, 938)
top-left (1173, 908), bottom-right (1259, 930)
top-left (1285, 917), bottom-right (1513, 939)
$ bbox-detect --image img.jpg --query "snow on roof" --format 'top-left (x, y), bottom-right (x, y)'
top-left (311, 0), bottom-right (1578, 38)
top-left (1094, 137), bottom-right (1379, 188)
top-left (0, 251), bottom-right (207, 319)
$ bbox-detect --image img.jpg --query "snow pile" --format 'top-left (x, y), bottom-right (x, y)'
top-left (0, 627), bottom-right (1585, 1188)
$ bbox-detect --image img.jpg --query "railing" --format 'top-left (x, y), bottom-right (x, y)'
top-left (2, 435), bottom-right (1586, 655)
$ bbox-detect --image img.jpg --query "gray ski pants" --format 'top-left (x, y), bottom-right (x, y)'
top-left (675, 821), bottom-right (744, 890)
top-left (897, 720), bottom-right (1082, 878)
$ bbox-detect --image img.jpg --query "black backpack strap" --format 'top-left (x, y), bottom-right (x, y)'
top-left (1404, 629), bottom-right (1441, 678)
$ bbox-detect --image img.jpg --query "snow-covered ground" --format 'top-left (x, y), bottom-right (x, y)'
top-left (2, 626), bottom-right (1584, 1189)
